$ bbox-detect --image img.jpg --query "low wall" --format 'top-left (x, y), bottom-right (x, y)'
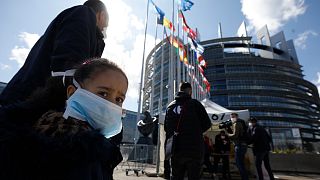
top-left (270, 153), bottom-right (320, 173)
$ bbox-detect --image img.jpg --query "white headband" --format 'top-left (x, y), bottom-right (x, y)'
top-left (51, 69), bottom-right (76, 86)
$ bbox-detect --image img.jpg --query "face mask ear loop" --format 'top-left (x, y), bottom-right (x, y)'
top-left (51, 69), bottom-right (76, 87)
top-left (63, 74), bottom-right (66, 86)
top-left (72, 78), bottom-right (82, 89)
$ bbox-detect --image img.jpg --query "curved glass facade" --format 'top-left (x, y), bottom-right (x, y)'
top-left (201, 30), bottom-right (320, 151)
top-left (143, 26), bottom-right (320, 152)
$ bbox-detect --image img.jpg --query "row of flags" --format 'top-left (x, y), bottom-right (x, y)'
top-left (150, 0), bottom-right (211, 93)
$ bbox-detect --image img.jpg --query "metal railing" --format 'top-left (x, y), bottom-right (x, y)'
top-left (118, 144), bottom-right (156, 176)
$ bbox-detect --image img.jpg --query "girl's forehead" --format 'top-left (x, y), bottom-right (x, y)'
top-left (86, 69), bottom-right (128, 89)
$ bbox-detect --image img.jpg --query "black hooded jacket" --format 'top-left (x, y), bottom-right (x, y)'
top-left (0, 111), bottom-right (122, 180)
top-left (0, 5), bottom-right (105, 105)
top-left (247, 125), bottom-right (272, 154)
top-left (164, 92), bottom-right (212, 158)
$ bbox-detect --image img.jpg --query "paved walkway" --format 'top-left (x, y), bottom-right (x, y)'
top-left (113, 166), bottom-right (320, 180)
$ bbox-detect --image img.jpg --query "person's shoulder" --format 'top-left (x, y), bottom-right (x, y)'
top-left (189, 99), bottom-right (203, 106)
top-left (256, 125), bottom-right (267, 132)
top-left (167, 100), bottom-right (177, 108)
top-left (61, 5), bottom-right (96, 18)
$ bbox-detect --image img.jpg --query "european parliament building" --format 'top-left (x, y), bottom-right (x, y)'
top-left (143, 25), bottom-right (320, 152)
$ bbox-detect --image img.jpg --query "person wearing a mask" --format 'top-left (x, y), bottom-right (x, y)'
top-left (0, 58), bottom-right (127, 179)
top-left (164, 82), bottom-right (212, 180)
top-left (248, 117), bottom-right (274, 180)
top-left (227, 113), bottom-right (249, 180)
top-left (213, 130), bottom-right (231, 180)
top-left (0, 0), bottom-right (108, 106)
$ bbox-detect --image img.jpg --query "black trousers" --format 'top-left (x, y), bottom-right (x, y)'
top-left (171, 155), bottom-right (202, 180)
top-left (203, 154), bottom-right (214, 173)
top-left (164, 159), bottom-right (171, 179)
top-left (213, 154), bottom-right (229, 178)
top-left (255, 151), bottom-right (274, 180)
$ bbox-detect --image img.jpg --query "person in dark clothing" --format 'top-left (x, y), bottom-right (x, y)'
top-left (164, 82), bottom-right (212, 180)
top-left (152, 117), bottom-right (171, 179)
top-left (214, 130), bottom-right (231, 179)
top-left (227, 113), bottom-right (249, 180)
top-left (203, 135), bottom-right (214, 176)
top-left (0, 0), bottom-right (108, 106)
top-left (248, 117), bottom-right (274, 180)
top-left (0, 58), bottom-right (127, 179)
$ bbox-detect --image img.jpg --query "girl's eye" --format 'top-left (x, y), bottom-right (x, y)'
top-left (116, 97), bottom-right (124, 104)
top-left (98, 92), bottom-right (108, 97)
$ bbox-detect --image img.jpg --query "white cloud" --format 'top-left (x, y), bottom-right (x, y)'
top-left (241, 0), bottom-right (306, 33)
top-left (9, 32), bottom-right (40, 67)
top-left (0, 63), bottom-right (10, 70)
top-left (294, 30), bottom-right (318, 49)
top-left (101, 0), bottom-right (159, 110)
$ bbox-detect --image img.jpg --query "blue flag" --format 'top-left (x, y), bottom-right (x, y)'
top-left (180, 0), bottom-right (194, 11)
top-left (150, 0), bottom-right (165, 24)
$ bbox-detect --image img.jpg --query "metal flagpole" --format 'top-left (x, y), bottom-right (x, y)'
top-left (151, 21), bottom-right (159, 115)
top-left (191, 50), bottom-right (195, 99)
top-left (160, 26), bottom-right (165, 112)
top-left (186, 43), bottom-right (190, 82)
top-left (135, 0), bottom-right (150, 143)
top-left (193, 51), bottom-right (197, 100)
top-left (176, 4), bottom-right (181, 88)
top-left (156, 26), bottom-right (165, 176)
top-left (182, 26), bottom-right (186, 82)
top-left (168, 0), bottom-right (175, 102)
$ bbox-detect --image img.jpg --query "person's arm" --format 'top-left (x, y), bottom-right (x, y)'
top-left (195, 100), bottom-right (212, 133)
top-left (164, 110), bottom-right (169, 133)
top-left (226, 137), bottom-right (231, 152)
top-left (228, 122), bottom-right (241, 140)
top-left (50, 6), bottom-right (99, 71)
top-left (247, 128), bottom-right (254, 145)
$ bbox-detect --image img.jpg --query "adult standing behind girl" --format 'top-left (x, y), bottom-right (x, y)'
top-left (0, 58), bottom-right (128, 180)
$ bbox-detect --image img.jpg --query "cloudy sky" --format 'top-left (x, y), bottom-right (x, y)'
top-left (0, 0), bottom-right (319, 111)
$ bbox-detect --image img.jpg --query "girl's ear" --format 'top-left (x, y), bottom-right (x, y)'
top-left (66, 85), bottom-right (77, 99)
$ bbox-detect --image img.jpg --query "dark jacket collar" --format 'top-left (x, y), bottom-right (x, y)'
top-left (175, 91), bottom-right (191, 101)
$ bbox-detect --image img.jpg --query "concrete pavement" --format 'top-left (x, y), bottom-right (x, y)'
top-left (113, 166), bottom-right (320, 180)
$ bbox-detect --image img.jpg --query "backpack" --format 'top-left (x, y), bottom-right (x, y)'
top-left (236, 119), bottom-right (251, 144)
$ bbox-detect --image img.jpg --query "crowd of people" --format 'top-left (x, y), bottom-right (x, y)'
top-left (164, 87), bottom-right (275, 180)
top-left (0, 0), bottom-right (275, 179)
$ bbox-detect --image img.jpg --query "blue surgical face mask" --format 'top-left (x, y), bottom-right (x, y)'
top-left (63, 86), bottom-right (123, 138)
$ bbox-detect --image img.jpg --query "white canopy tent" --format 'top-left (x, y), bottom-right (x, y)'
top-left (201, 98), bottom-right (250, 124)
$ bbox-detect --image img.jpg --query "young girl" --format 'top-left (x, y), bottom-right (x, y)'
top-left (0, 58), bottom-right (128, 180)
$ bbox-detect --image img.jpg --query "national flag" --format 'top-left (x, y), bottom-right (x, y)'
top-left (196, 52), bottom-right (206, 67)
top-left (196, 43), bottom-right (204, 54)
top-left (203, 76), bottom-right (210, 91)
top-left (199, 85), bottom-right (204, 93)
top-left (179, 10), bottom-right (197, 40)
top-left (198, 54), bottom-right (206, 67)
top-left (150, 0), bottom-right (165, 25)
top-left (163, 17), bottom-right (175, 31)
top-left (178, 44), bottom-right (188, 64)
top-left (188, 28), bottom-right (197, 40)
top-left (170, 36), bottom-right (179, 48)
top-left (187, 36), bottom-right (197, 51)
top-left (198, 64), bottom-right (204, 74)
top-left (177, 0), bottom-right (194, 11)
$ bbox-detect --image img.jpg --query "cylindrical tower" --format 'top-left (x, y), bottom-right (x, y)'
top-left (202, 27), bottom-right (320, 151)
